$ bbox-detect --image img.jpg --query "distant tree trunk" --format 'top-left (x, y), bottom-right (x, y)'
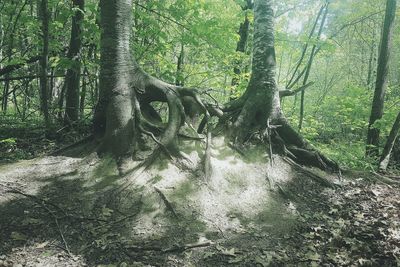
top-left (175, 43), bottom-right (185, 86)
top-left (64, 0), bottom-right (85, 124)
top-left (2, 25), bottom-right (15, 113)
top-left (285, 4), bottom-right (325, 90)
top-left (366, 25), bottom-right (377, 89)
top-left (379, 111), bottom-right (400, 171)
top-left (366, 0), bottom-right (397, 157)
top-left (230, 0), bottom-right (253, 97)
top-left (79, 67), bottom-right (88, 117)
top-left (0, 15), bottom-right (4, 112)
top-left (38, 0), bottom-right (50, 128)
top-left (298, 3), bottom-right (329, 130)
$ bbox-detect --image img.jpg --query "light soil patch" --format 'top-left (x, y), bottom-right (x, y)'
top-left (0, 137), bottom-right (336, 266)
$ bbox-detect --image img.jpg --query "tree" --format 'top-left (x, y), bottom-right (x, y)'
top-left (38, 0), bottom-right (50, 129)
top-left (231, 0), bottom-right (253, 90)
top-left (94, 0), bottom-right (338, 172)
top-left (379, 111), bottom-right (400, 171)
top-left (366, 0), bottom-right (397, 157)
top-left (64, 0), bottom-right (85, 124)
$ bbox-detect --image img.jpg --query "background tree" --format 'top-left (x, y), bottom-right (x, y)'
top-left (366, 0), bottom-right (397, 157)
top-left (64, 0), bottom-right (85, 124)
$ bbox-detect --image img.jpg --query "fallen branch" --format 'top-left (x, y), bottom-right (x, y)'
top-left (125, 241), bottom-right (213, 254)
top-left (163, 241), bottom-right (213, 253)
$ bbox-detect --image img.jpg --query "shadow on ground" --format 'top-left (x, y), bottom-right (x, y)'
top-left (0, 151), bottom-right (399, 266)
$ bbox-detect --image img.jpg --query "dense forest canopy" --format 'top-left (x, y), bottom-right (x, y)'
top-left (0, 0), bottom-right (400, 266)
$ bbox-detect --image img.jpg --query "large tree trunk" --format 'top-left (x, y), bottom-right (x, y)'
top-left (94, 0), bottom-right (338, 173)
top-left (366, 0), bottom-right (397, 157)
top-left (223, 0), bottom-right (338, 172)
top-left (64, 0), bottom-right (85, 124)
top-left (230, 0), bottom-right (281, 142)
top-left (94, 0), bottom-right (138, 156)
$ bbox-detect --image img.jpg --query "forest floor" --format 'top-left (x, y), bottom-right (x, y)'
top-left (0, 121), bottom-right (399, 267)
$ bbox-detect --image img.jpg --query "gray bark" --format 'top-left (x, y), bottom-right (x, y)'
top-left (231, 0), bottom-right (281, 142)
top-left (379, 111), bottom-right (400, 171)
top-left (94, 0), bottom-right (139, 156)
top-left (366, 0), bottom-right (397, 157)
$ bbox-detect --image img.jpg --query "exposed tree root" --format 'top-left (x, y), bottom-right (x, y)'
top-left (50, 134), bottom-right (95, 156)
top-left (124, 241), bottom-right (213, 254)
top-left (204, 125), bottom-right (212, 181)
top-left (283, 157), bottom-right (339, 188)
top-left (370, 172), bottom-right (400, 185)
top-left (154, 187), bottom-right (178, 219)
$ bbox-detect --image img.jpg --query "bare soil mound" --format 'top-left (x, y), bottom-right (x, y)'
top-left (0, 138), bottom-right (398, 266)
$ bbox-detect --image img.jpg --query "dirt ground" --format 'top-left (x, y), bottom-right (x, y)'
top-left (0, 139), bottom-right (399, 267)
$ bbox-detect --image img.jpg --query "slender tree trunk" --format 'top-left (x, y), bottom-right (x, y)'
top-left (175, 43), bottom-right (185, 86)
top-left (79, 67), bottom-right (88, 117)
top-left (38, 0), bottom-right (50, 128)
top-left (366, 0), bottom-right (397, 157)
top-left (298, 3), bottom-right (329, 130)
top-left (64, 0), bottom-right (84, 124)
top-left (286, 4), bottom-right (325, 89)
top-left (366, 26), bottom-right (377, 88)
top-left (379, 111), bottom-right (400, 171)
top-left (230, 0), bottom-right (253, 99)
top-left (2, 34), bottom-right (14, 113)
